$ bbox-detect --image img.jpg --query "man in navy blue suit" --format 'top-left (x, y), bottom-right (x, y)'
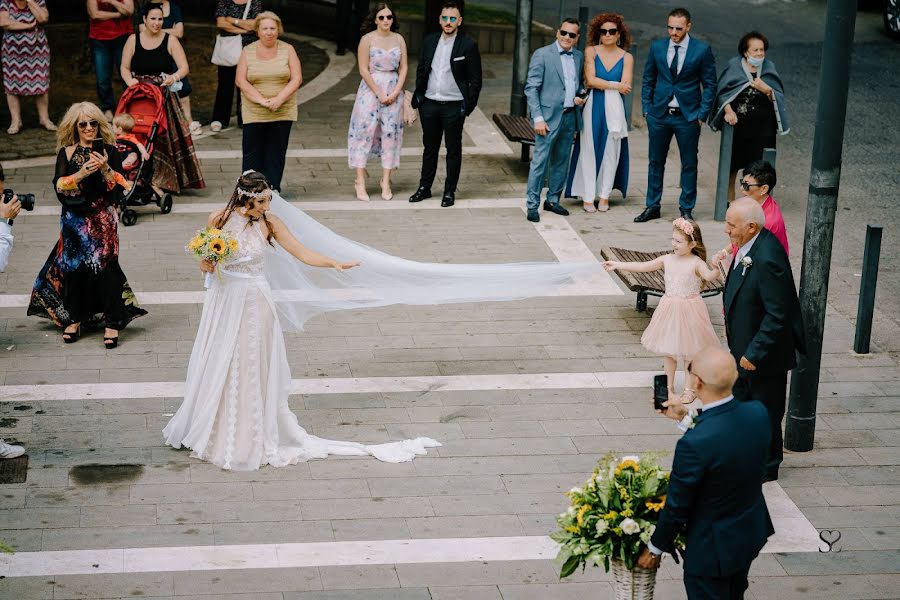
top-left (636, 8), bottom-right (717, 223)
top-left (637, 346), bottom-right (774, 600)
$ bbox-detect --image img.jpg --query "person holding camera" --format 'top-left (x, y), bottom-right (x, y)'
top-left (0, 168), bottom-right (27, 459)
top-left (638, 345), bottom-right (773, 600)
top-left (0, 193), bottom-right (18, 273)
top-left (27, 101), bottom-right (147, 349)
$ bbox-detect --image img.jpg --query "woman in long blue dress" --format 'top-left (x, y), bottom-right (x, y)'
top-left (565, 13), bottom-right (632, 213)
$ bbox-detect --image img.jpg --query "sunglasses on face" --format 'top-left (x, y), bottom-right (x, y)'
top-left (440, 15), bottom-right (458, 23)
top-left (558, 29), bottom-right (578, 39)
top-left (667, 25), bottom-right (685, 31)
top-left (740, 180), bottom-right (763, 190)
top-left (598, 28), bottom-right (618, 36)
top-left (77, 120), bottom-right (99, 130)
top-left (377, 14), bottom-right (393, 21)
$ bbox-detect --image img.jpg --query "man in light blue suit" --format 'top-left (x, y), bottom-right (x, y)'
top-left (524, 19), bottom-right (585, 223)
top-left (636, 7), bottom-right (717, 223)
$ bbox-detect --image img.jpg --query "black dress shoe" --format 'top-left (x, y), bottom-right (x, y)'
top-left (526, 209), bottom-right (540, 222)
top-left (680, 209), bottom-right (694, 220)
top-left (634, 206), bottom-right (661, 223)
top-left (441, 192), bottom-right (455, 207)
top-left (763, 470), bottom-right (779, 483)
top-left (542, 202), bottom-right (569, 216)
top-left (409, 187), bottom-right (431, 203)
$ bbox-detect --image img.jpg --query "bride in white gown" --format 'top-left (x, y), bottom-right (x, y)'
top-left (163, 172), bottom-right (441, 469)
top-left (164, 171), bottom-right (597, 470)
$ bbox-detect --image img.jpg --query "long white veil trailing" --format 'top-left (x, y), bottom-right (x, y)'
top-left (265, 192), bottom-right (599, 330)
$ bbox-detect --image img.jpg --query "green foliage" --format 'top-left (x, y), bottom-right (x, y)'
top-left (552, 452), bottom-right (682, 577)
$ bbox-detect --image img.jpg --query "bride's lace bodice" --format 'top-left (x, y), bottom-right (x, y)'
top-left (221, 213), bottom-right (268, 277)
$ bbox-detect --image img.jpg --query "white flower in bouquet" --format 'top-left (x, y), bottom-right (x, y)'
top-left (569, 486), bottom-right (582, 495)
top-left (596, 520), bottom-right (609, 535)
top-left (620, 518), bottom-right (641, 535)
top-left (621, 455), bottom-right (640, 464)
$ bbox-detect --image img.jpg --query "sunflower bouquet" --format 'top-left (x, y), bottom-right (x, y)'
top-left (186, 227), bottom-right (238, 265)
top-left (553, 452), bottom-right (683, 578)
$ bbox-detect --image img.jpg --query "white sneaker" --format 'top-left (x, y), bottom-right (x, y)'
top-left (210, 120), bottom-right (222, 132)
top-left (0, 439), bottom-right (24, 459)
top-left (189, 121), bottom-right (202, 134)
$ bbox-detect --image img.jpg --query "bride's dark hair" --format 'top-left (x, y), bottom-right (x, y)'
top-left (217, 170), bottom-right (275, 246)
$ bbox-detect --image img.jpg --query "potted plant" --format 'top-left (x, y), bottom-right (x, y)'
top-left (552, 453), bottom-right (683, 600)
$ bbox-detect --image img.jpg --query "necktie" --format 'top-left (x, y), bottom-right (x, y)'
top-left (733, 252), bottom-right (742, 270)
top-left (560, 50), bottom-right (573, 56)
top-left (670, 45), bottom-right (680, 80)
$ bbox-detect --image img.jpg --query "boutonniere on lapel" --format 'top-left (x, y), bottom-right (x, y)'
top-left (678, 408), bottom-right (699, 432)
top-left (740, 256), bottom-right (753, 276)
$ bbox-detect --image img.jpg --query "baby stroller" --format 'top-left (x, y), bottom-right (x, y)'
top-left (114, 81), bottom-right (173, 226)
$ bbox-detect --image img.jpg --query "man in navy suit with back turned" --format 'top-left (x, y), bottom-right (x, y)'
top-left (636, 7), bottom-right (717, 223)
top-left (637, 345), bottom-right (774, 600)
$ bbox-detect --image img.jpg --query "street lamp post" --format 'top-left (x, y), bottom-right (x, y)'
top-left (785, 0), bottom-right (858, 451)
top-left (510, 0), bottom-right (533, 116)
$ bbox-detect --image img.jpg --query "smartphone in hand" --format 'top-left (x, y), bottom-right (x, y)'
top-left (653, 374), bottom-right (668, 410)
top-left (91, 139), bottom-right (105, 154)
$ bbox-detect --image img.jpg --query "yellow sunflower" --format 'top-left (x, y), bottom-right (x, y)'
top-left (615, 459), bottom-right (640, 475)
top-left (228, 239), bottom-right (238, 251)
top-left (209, 238), bottom-right (227, 255)
top-left (187, 236), bottom-right (204, 251)
top-left (646, 495), bottom-right (666, 512)
top-left (206, 228), bottom-right (222, 236)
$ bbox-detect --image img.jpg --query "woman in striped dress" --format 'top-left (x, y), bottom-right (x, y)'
top-left (0, 0), bottom-right (55, 134)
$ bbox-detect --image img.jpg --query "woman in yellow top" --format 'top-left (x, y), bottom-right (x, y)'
top-left (235, 11), bottom-right (302, 192)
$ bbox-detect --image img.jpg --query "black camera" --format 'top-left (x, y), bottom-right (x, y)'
top-left (3, 189), bottom-right (35, 211)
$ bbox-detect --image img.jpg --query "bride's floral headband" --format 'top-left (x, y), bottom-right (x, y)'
top-left (672, 217), bottom-right (696, 240)
top-left (236, 170), bottom-right (271, 199)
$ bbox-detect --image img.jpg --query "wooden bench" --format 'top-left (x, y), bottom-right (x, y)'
top-left (600, 247), bottom-right (725, 312)
top-left (492, 113), bottom-right (534, 162)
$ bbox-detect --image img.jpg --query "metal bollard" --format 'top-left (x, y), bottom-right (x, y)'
top-left (762, 147), bottom-right (777, 168)
top-left (853, 225), bottom-right (883, 354)
top-left (713, 124), bottom-right (734, 221)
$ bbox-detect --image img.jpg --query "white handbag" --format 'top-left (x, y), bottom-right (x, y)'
top-left (211, 1), bottom-right (252, 67)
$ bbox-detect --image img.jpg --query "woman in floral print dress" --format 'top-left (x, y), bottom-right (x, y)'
top-left (28, 102), bottom-right (146, 348)
top-left (347, 3), bottom-right (407, 201)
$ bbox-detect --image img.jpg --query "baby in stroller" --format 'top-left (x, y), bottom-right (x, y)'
top-left (114, 113), bottom-right (160, 197)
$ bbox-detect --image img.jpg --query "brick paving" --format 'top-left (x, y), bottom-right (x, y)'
top-left (0, 47), bottom-right (897, 600)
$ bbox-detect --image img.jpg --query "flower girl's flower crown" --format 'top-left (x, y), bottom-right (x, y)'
top-left (672, 217), bottom-right (696, 240)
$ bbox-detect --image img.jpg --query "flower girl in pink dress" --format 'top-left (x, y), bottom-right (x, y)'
top-left (602, 219), bottom-right (722, 404)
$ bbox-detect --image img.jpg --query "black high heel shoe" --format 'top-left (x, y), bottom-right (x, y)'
top-left (104, 333), bottom-right (119, 349)
top-left (62, 324), bottom-right (81, 344)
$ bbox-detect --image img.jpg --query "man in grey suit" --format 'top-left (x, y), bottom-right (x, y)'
top-left (524, 19), bottom-right (585, 222)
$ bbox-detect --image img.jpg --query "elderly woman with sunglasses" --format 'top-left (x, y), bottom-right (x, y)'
top-left (28, 102), bottom-right (147, 348)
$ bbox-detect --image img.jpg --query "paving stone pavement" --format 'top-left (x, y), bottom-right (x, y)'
top-left (0, 47), bottom-right (898, 600)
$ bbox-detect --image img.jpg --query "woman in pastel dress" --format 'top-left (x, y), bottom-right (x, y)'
top-left (347, 3), bottom-right (407, 201)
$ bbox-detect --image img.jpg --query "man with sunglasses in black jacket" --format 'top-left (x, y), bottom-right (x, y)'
top-left (409, 0), bottom-right (482, 208)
